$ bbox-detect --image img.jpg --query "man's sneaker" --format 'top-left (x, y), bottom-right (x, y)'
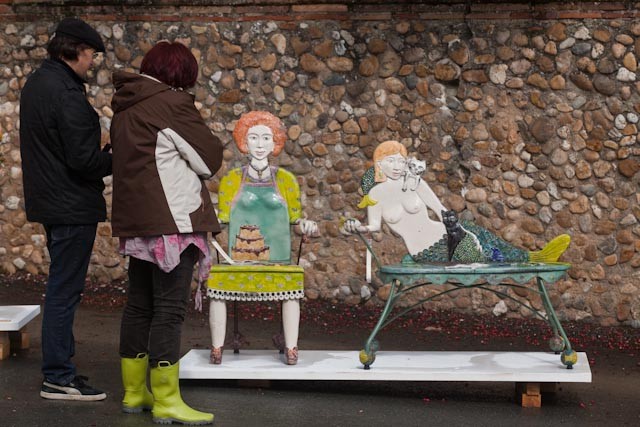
top-left (40, 375), bottom-right (107, 401)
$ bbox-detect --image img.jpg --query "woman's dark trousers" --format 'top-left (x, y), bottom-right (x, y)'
top-left (119, 245), bottom-right (198, 367)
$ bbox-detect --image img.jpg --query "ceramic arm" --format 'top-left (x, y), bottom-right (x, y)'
top-left (342, 203), bottom-right (382, 234)
top-left (416, 179), bottom-right (447, 220)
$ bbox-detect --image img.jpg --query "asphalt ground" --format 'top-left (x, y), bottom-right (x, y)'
top-left (1, 274), bottom-right (639, 427)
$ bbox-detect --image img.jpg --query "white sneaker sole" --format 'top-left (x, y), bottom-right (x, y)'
top-left (41, 381), bottom-right (106, 401)
top-left (40, 390), bottom-right (107, 401)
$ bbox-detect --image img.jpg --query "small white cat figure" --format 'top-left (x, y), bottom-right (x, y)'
top-left (402, 157), bottom-right (426, 192)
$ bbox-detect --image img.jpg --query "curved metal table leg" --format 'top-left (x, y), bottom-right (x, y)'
top-left (361, 279), bottom-right (401, 369)
top-left (536, 277), bottom-right (576, 369)
top-left (536, 283), bottom-right (563, 354)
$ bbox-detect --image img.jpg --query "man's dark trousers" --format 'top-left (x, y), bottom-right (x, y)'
top-left (41, 224), bottom-right (97, 385)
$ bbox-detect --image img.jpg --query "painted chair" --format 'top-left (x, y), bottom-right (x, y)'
top-left (207, 111), bottom-right (317, 366)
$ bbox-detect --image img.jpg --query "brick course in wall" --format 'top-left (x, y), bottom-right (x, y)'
top-left (4, 1), bottom-right (640, 22)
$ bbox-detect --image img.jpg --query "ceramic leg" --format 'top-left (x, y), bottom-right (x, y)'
top-left (208, 299), bottom-right (227, 364)
top-left (282, 299), bottom-right (300, 365)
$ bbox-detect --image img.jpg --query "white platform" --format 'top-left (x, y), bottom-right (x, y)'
top-left (180, 349), bottom-right (591, 383)
top-left (0, 305), bottom-right (41, 331)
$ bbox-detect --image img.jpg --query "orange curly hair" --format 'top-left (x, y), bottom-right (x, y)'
top-left (232, 111), bottom-right (287, 157)
top-left (373, 140), bottom-right (407, 182)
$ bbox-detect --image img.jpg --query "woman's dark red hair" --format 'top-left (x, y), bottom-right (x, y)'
top-left (140, 41), bottom-right (198, 89)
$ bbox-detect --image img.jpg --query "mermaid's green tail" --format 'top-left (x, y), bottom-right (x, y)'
top-left (529, 234), bottom-right (571, 263)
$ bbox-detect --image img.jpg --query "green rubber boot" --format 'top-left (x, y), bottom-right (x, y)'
top-left (121, 353), bottom-right (154, 413)
top-left (150, 361), bottom-right (214, 425)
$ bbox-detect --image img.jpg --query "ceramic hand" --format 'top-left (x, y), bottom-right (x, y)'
top-left (341, 218), bottom-right (368, 234)
top-left (298, 219), bottom-right (319, 236)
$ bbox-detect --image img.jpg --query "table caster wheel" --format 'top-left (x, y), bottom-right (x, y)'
top-left (561, 349), bottom-right (577, 369)
top-left (359, 349), bottom-right (375, 369)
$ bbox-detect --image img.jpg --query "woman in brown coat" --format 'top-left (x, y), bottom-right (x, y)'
top-left (110, 41), bottom-right (222, 425)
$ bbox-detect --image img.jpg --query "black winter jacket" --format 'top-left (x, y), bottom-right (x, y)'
top-left (20, 59), bottom-right (112, 224)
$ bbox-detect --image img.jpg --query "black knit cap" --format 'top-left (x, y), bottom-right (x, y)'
top-left (54, 17), bottom-right (105, 52)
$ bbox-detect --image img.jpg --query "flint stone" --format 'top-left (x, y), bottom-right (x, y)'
top-left (598, 237), bottom-right (618, 255)
top-left (462, 70), bottom-right (488, 83)
top-left (614, 114), bottom-right (627, 129)
top-left (324, 74), bottom-right (346, 86)
top-left (384, 77), bottom-right (405, 93)
top-left (619, 158), bottom-right (640, 177)
top-left (549, 75), bottom-right (565, 90)
top-left (609, 42), bottom-right (626, 59)
top-left (327, 57), bottom-right (353, 72)
top-left (449, 40), bottom-right (469, 65)
top-left (358, 56), bottom-right (378, 76)
top-left (346, 81), bottom-right (367, 99)
top-left (616, 34), bottom-right (634, 45)
top-left (496, 46), bottom-right (515, 61)
top-left (591, 43), bottom-right (605, 59)
top-left (270, 33), bottom-right (286, 55)
top-left (593, 74), bottom-right (616, 95)
top-left (569, 72), bottom-right (594, 91)
top-left (530, 118), bottom-right (555, 143)
top-left (527, 73), bottom-right (549, 89)
top-left (434, 59), bottom-right (460, 81)
top-left (623, 52), bottom-right (637, 71)
top-left (378, 50), bottom-right (402, 78)
top-left (403, 47), bottom-right (425, 63)
top-left (510, 59), bottom-right (531, 75)
top-left (558, 37), bottom-right (575, 50)
top-left (5, 196), bottom-right (20, 210)
top-left (367, 38), bottom-right (387, 54)
top-left (405, 75), bottom-right (418, 90)
top-left (569, 195), bottom-right (589, 213)
top-left (597, 58), bottom-right (617, 74)
top-left (545, 23), bottom-right (566, 41)
top-left (620, 214), bottom-right (638, 226)
top-left (291, 37), bottom-right (310, 55)
top-left (300, 53), bottom-right (326, 73)
top-left (571, 42), bottom-right (591, 56)
top-left (464, 188), bottom-right (487, 203)
top-left (616, 68), bottom-right (636, 82)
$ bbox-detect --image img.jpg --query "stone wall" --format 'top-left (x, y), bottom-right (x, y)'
top-left (1, 1), bottom-right (639, 326)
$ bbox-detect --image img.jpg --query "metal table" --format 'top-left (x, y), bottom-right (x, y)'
top-left (359, 262), bottom-right (577, 370)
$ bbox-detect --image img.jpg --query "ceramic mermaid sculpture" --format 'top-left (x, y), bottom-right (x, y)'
top-left (343, 140), bottom-right (570, 264)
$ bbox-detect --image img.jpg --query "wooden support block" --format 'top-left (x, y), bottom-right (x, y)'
top-left (0, 331), bottom-right (10, 360)
top-left (9, 330), bottom-right (30, 350)
top-left (516, 382), bottom-right (542, 408)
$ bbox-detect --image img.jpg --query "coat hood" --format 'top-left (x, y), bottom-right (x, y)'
top-left (111, 71), bottom-right (171, 113)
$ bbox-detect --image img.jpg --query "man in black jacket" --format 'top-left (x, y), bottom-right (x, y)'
top-left (20, 18), bottom-right (111, 401)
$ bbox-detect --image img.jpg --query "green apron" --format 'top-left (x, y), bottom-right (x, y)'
top-left (228, 166), bottom-right (291, 263)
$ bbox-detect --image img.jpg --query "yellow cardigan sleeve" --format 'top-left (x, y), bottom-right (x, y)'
top-left (275, 168), bottom-right (302, 223)
top-left (217, 168), bottom-right (242, 223)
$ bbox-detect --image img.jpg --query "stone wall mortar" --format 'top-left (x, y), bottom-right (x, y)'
top-left (0, 1), bottom-right (639, 327)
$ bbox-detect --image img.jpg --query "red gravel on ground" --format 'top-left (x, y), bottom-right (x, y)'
top-left (2, 272), bottom-right (638, 359)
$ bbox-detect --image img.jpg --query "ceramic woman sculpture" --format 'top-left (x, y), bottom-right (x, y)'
top-left (208, 111), bottom-right (318, 365)
top-left (344, 140), bottom-right (570, 264)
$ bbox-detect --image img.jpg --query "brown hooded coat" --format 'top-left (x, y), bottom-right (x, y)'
top-left (110, 71), bottom-right (222, 237)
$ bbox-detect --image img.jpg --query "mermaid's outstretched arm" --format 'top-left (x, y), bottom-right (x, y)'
top-left (364, 202), bottom-right (383, 232)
